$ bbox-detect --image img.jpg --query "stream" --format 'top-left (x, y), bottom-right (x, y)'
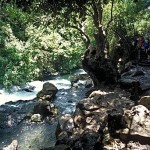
top-left (0, 69), bottom-right (88, 150)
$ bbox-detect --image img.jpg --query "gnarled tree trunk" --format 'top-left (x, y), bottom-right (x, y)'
top-left (82, 0), bottom-right (117, 87)
top-left (82, 41), bottom-right (117, 87)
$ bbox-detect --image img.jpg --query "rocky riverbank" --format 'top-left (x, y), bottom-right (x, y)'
top-left (1, 66), bottom-right (150, 150)
top-left (54, 85), bottom-right (150, 150)
top-left (53, 64), bottom-right (150, 150)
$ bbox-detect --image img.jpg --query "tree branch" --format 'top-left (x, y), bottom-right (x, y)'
top-left (105, 0), bottom-right (114, 34)
top-left (91, 0), bottom-right (99, 28)
top-left (70, 25), bottom-right (91, 48)
top-left (97, 0), bottom-right (103, 24)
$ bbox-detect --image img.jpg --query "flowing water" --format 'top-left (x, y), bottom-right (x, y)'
top-left (0, 69), bottom-right (88, 149)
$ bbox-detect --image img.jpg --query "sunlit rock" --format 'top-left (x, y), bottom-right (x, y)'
top-left (54, 86), bottom-right (137, 149)
top-left (77, 98), bottom-right (100, 111)
top-left (31, 114), bottom-right (42, 122)
top-left (3, 140), bottom-right (18, 150)
top-left (89, 90), bottom-right (107, 98)
top-left (120, 105), bottom-right (150, 144)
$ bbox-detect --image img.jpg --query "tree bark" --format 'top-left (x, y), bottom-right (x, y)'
top-left (82, 45), bottom-right (117, 87)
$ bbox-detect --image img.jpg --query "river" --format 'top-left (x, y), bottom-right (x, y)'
top-left (0, 69), bottom-right (88, 149)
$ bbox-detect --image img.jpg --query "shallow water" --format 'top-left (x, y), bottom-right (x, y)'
top-left (0, 122), bottom-right (57, 150)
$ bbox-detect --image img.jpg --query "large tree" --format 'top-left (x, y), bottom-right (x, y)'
top-left (40, 0), bottom-right (118, 86)
top-left (2, 0), bottom-right (149, 87)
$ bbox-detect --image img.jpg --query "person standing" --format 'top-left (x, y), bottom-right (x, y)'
top-left (137, 32), bottom-right (144, 61)
top-left (137, 32), bottom-right (144, 50)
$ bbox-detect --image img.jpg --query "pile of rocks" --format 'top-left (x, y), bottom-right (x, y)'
top-left (54, 87), bottom-right (150, 150)
top-left (27, 82), bottom-right (58, 122)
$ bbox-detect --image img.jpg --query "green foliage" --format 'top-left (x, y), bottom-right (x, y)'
top-left (0, 47), bottom-right (39, 87)
top-left (1, 4), bottom-right (31, 41)
top-left (0, 0), bottom-right (149, 87)
top-left (25, 20), bottom-right (84, 74)
top-left (0, 3), bottom-right (85, 87)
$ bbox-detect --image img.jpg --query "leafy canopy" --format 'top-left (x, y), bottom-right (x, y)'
top-left (0, 0), bottom-right (149, 87)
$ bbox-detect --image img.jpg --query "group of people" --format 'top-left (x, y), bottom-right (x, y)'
top-left (133, 31), bottom-right (150, 62)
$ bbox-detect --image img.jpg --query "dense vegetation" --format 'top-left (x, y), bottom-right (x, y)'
top-left (0, 0), bottom-right (149, 87)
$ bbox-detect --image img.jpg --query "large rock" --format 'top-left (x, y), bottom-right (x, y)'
top-left (119, 105), bottom-right (150, 144)
top-left (107, 105), bottom-right (150, 145)
top-left (55, 130), bottom-right (100, 150)
top-left (77, 98), bottom-right (100, 111)
top-left (119, 66), bottom-right (150, 92)
top-left (55, 114), bottom-right (74, 139)
top-left (138, 96), bottom-right (150, 110)
top-left (32, 101), bottom-right (58, 120)
top-left (72, 131), bottom-right (100, 150)
top-left (37, 82), bottom-right (58, 101)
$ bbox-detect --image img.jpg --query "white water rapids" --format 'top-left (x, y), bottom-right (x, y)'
top-left (0, 69), bottom-right (86, 106)
top-left (0, 79), bottom-right (71, 105)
